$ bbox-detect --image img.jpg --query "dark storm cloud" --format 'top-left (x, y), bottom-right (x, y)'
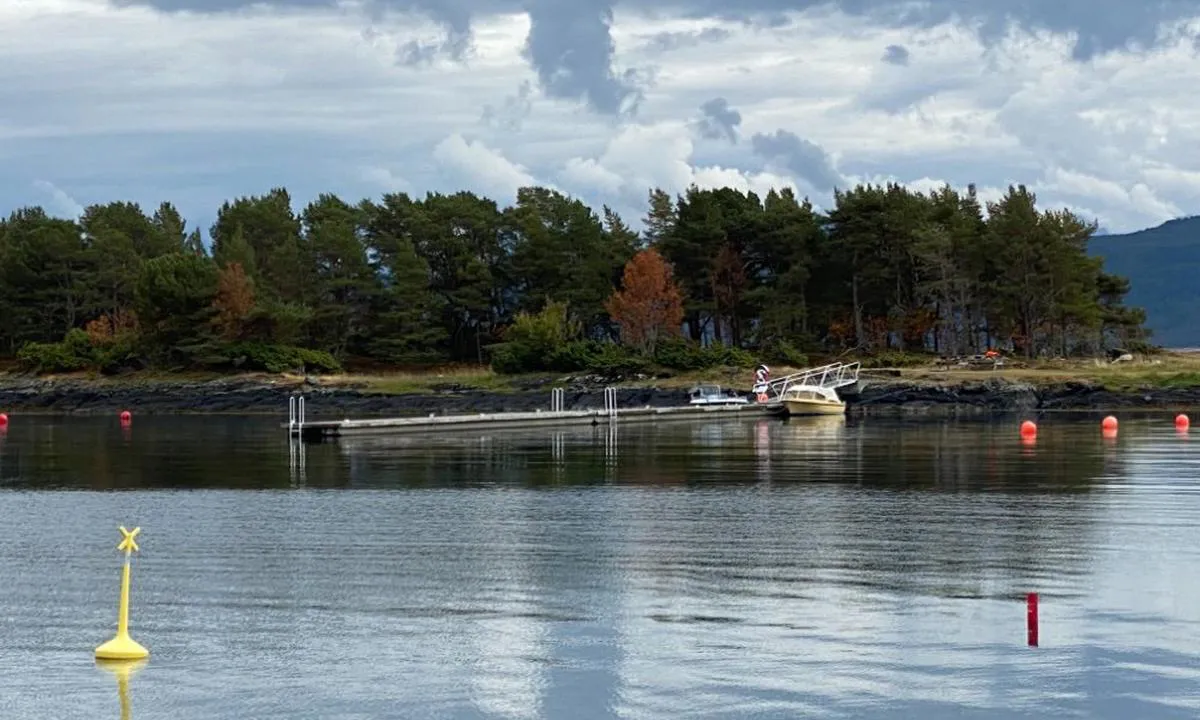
top-left (521, 0), bottom-right (638, 116)
top-left (109, 0), bottom-right (1200, 115)
top-left (644, 26), bottom-right (732, 52)
top-left (667, 0), bottom-right (1200, 61)
top-left (694, 98), bottom-right (741, 142)
top-left (395, 0), bottom-right (473, 62)
top-left (750, 130), bottom-right (843, 192)
top-left (881, 44), bottom-right (909, 65)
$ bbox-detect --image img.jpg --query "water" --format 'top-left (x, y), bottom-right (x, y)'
top-left (1, 414), bottom-right (1199, 719)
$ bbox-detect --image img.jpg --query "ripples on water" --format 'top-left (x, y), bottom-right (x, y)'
top-left (1, 414), bottom-right (1199, 719)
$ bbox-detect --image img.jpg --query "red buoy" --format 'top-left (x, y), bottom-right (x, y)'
top-left (1020, 420), bottom-right (1037, 438)
top-left (1176, 414), bottom-right (1190, 430)
top-left (0, 413), bottom-right (8, 427)
top-left (1102, 415), bottom-right (1118, 431)
top-left (1027, 592), bottom-right (1039, 647)
top-left (120, 410), bottom-right (132, 423)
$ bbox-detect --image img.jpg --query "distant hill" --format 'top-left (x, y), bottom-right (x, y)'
top-left (1090, 216), bottom-right (1200, 348)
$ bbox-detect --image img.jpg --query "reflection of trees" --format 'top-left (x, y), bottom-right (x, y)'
top-left (0, 414), bottom-right (1128, 499)
top-left (0, 416), bottom-right (339, 490)
top-left (627, 417), bottom-right (1124, 603)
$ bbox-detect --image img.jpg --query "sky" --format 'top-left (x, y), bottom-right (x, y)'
top-left (3, 0), bottom-right (1200, 238)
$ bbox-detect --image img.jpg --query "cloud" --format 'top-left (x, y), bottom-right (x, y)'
top-left (522, 0), bottom-right (640, 115)
top-left (1035, 167), bottom-right (1181, 232)
top-left (1, 1), bottom-right (1199, 235)
top-left (881, 43), bottom-right (909, 65)
top-left (394, 0), bottom-right (474, 63)
top-left (693, 98), bottom-right (741, 143)
top-left (432, 133), bottom-right (539, 201)
top-left (480, 80), bottom-right (534, 131)
top-left (558, 120), bottom-right (798, 225)
top-left (33, 180), bottom-right (85, 219)
top-left (750, 130), bottom-right (844, 192)
top-left (643, 26), bottom-right (732, 52)
top-left (360, 166), bottom-right (411, 193)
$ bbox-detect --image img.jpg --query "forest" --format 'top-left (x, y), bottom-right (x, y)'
top-left (0, 181), bottom-right (1149, 376)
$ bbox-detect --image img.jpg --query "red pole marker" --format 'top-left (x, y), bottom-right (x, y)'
top-left (1027, 592), bottom-right (1039, 647)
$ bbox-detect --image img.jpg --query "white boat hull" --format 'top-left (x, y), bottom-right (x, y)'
top-left (783, 397), bottom-right (846, 416)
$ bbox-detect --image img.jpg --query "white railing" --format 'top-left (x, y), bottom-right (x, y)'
top-left (756, 362), bottom-right (861, 401)
top-left (603, 387), bottom-right (618, 420)
top-left (551, 388), bottom-right (565, 413)
top-left (288, 394), bottom-right (306, 436)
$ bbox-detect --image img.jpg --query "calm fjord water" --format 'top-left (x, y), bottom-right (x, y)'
top-left (1, 414), bottom-right (1199, 719)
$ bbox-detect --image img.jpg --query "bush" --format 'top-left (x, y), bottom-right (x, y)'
top-left (96, 337), bottom-right (143, 375)
top-left (494, 337), bottom-right (650, 378)
top-left (652, 338), bottom-right (756, 371)
top-left (491, 301), bottom-right (583, 374)
top-left (489, 343), bottom-right (534, 375)
top-left (1125, 340), bottom-right (1161, 356)
top-left (219, 342), bottom-right (341, 374)
top-left (574, 342), bottom-right (649, 377)
top-left (546, 340), bottom-right (601, 372)
top-left (858, 350), bottom-right (933, 369)
top-left (16, 330), bottom-right (96, 373)
top-left (759, 337), bottom-right (809, 368)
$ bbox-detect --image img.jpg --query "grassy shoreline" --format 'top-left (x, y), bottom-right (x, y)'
top-left (2, 351), bottom-right (1199, 395)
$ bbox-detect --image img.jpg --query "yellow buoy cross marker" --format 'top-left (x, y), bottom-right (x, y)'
top-left (117, 526), bottom-right (140, 553)
top-left (95, 526), bottom-right (149, 661)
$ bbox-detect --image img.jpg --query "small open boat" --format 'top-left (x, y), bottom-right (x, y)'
top-left (688, 384), bottom-right (750, 406)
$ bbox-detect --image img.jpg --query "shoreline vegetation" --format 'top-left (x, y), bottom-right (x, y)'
top-left (2, 350), bottom-right (1200, 416)
top-left (0, 180), bottom-right (1160, 418)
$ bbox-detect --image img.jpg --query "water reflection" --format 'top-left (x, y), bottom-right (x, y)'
top-left (0, 415), bottom-right (1143, 491)
top-left (96, 659), bottom-right (146, 720)
top-left (1, 416), bottom-right (1198, 718)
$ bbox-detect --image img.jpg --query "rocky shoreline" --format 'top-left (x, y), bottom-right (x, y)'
top-left (0, 374), bottom-right (1198, 417)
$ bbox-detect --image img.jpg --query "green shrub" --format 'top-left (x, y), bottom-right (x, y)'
top-left (547, 340), bottom-right (601, 372)
top-left (858, 350), bottom-right (932, 369)
top-left (759, 338), bottom-right (809, 368)
top-left (491, 301), bottom-right (582, 374)
top-left (579, 342), bottom-right (649, 377)
top-left (96, 337), bottom-right (142, 375)
top-left (219, 342), bottom-right (341, 374)
top-left (16, 329), bottom-right (97, 373)
top-left (1125, 340), bottom-right (1161, 356)
top-left (652, 338), bottom-right (757, 371)
top-left (489, 343), bottom-right (534, 375)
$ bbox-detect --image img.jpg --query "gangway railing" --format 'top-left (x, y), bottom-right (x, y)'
top-left (754, 362), bottom-right (860, 402)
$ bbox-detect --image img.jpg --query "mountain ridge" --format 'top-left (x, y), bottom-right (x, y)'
top-left (1090, 215), bottom-right (1200, 347)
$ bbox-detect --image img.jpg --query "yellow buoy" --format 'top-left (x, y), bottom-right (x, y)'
top-left (95, 526), bottom-right (149, 661)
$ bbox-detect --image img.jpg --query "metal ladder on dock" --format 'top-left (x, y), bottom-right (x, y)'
top-left (756, 361), bottom-right (861, 402)
top-left (288, 395), bottom-right (306, 437)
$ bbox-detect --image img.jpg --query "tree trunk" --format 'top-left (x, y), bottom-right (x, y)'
top-left (852, 273), bottom-right (865, 349)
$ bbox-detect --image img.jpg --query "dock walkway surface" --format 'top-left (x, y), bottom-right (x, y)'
top-left (289, 402), bottom-right (785, 440)
top-left (286, 363), bottom-right (861, 441)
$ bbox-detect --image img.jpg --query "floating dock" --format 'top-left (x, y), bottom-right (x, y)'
top-left (289, 397), bottom-right (785, 441)
top-left (287, 363), bottom-right (862, 441)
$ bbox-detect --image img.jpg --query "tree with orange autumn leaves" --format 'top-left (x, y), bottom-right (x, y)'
top-left (212, 262), bottom-right (256, 340)
top-left (605, 248), bottom-right (685, 355)
top-left (0, 181), bottom-right (1150, 374)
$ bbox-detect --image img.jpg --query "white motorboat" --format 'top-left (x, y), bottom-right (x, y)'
top-left (688, 384), bottom-right (750, 406)
top-left (780, 385), bottom-right (845, 416)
